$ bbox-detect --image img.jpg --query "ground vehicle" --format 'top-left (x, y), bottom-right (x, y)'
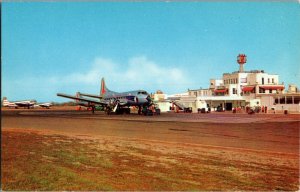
top-left (247, 106), bottom-right (261, 114)
top-left (198, 108), bottom-right (209, 113)
top-left (216, 106), bottom-right (224, 112)
top-left (142, 106), bottom-right (153, 116)
top-left (184, 107), bottom-right (192, 113)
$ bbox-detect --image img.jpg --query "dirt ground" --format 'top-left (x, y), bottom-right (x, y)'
top-left (1, 109), bottom-right (299, 190)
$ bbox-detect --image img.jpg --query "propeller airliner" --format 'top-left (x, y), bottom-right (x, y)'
top-left (2, 98), bottom-right (52, 109)
top-left (57, 78), bottom-right (153, 114)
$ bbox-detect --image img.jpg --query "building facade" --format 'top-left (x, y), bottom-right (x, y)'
top-left (154, 55), bottom-right (300, 113)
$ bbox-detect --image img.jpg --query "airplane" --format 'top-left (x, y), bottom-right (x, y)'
top-left (57, 78), bottom-right (153, 115)
top-left (2, 98), bottom-right (36, 109)
top-left (2, 97), bottom-right (53, 109)
top-left (34, 102), bottom-right (53, 109)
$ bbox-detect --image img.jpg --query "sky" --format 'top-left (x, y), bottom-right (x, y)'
top-left (2, 2), bottom-right (300, 102)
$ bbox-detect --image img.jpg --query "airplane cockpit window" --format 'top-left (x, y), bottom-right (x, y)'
top-left (138, 91), bottom-right (147, 95)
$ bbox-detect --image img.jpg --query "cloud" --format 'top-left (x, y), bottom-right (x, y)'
top-left (3, 56), bottom-right (194, 101)
top-left (52, 56), bottom-right (193, 93)
top-left (49, 58), bottom-right (116, 85)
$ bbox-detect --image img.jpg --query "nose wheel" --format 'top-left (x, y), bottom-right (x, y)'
top-left (105, 106), bottom-right (112, 115)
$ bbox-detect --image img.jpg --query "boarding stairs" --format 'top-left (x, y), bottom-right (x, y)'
top-left (171, 101), bottom-right (186, 110)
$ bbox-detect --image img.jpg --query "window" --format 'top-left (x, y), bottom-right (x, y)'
top-left (279, 97), bottom-right (285, 104)
top-left (268, 78), bottom-right (270, 84)
top-left (272, 78), bottom-right (274, 83)
top-left (294, 96), bottom-right (300, 104)
top-left (275, 97), bottom-right (286, 104)
top-left (259, 88), bottom-right (265, 93)
top-left (232, 88), bottom-right (236, 94)
top-left (262, 78), bottom-right (264, 85)
top-left (138, 91), bottom-right (147, 95)
top-left (269, 89), bottom-right (272, 94)
top-left (286, 97), bottom-right (293, 104)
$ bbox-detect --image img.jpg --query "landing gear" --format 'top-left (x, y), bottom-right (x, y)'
top-left (105, 106), bottom-right (112, 115)
top-left (105, 106), bottom-right (130, 115)
top-left (138, 106), bottom-right (142, 115)
top-left (116, 107), bottom-right (130, 115)
top-left (124, 108), bottom-right (130, 114)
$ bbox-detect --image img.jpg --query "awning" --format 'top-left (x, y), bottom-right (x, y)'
top-left (242, 86), bottom-right (255, 92)
top-left (259, 86), bottom-right (284, 90)
top-left (214, 89), bottom-right (228, 93)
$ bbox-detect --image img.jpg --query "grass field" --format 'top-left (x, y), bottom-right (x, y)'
top-left (2, 128), bottom-right (299, 191)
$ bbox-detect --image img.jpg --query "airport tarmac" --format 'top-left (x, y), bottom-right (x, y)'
top-left (2, 109), bottom-right (300, 190)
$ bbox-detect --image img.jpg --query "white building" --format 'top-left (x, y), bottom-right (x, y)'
top-left (155, 55), bottom-right (299, 113)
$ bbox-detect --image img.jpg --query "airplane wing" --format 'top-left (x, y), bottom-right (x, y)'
top-left (5, 103), bottom-right (18, 108)
top-left (14, 101), bottom-right (35, 107)
top-left (57, 93), bottom-right (108, 106)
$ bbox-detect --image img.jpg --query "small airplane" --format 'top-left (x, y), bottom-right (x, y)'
top-left (34, 102), bottom-right (53, 109)
top-left (57, 78), bottom-right (153, 114)
top-left (2, 98), bottom-right (36, 109)
top-left (2, 98), bottom-right (53, 109)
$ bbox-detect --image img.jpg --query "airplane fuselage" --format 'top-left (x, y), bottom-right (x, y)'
top-left (102, 90), bottom-right (150, 107)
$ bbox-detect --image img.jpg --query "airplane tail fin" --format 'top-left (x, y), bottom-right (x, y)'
top-left (75, 92), bottom-right (82, 104)
top-left (3, 99), bottom-right (9, 106)
top-left (2, 98), bottom-right (11, 107)
top-left (100, 78), bottom-right (113, 96)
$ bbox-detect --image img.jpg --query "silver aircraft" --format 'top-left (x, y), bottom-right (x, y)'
top-left (2, 97), bottom-right (52, 109)
top-left (2, 98), bottom-right (36, 109)
top-left (57, 78), bottom-right (153, 114)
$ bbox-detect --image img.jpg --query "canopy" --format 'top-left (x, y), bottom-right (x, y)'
top-left (214, 89), bottom-right (228, 93)
top-left (242, 86), bottom-right (255, 92)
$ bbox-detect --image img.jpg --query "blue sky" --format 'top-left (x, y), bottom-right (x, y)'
top-left (2, 2), bottom-right (300, 102)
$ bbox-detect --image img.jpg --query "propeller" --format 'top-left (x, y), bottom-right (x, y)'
top-left (134, 96), bottom-right (138, 103)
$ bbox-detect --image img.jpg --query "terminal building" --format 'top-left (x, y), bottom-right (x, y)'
top-left (153, 54), bottom-right (300, 113)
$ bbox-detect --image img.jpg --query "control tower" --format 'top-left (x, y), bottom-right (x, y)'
top-left (237, 54), bottom-right (247, 72)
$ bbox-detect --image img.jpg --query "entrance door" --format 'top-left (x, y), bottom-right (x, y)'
top-left (225, 103), bottom-right (232, 111)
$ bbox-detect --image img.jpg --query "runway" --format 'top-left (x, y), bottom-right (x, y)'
top-left (2, 109), bottom-right (299, 154)
top-left (2, 109), bottom-right (300, 190)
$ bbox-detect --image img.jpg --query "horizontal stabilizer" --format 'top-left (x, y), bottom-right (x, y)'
top-left (78, 92), bottom-right (103, 99)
